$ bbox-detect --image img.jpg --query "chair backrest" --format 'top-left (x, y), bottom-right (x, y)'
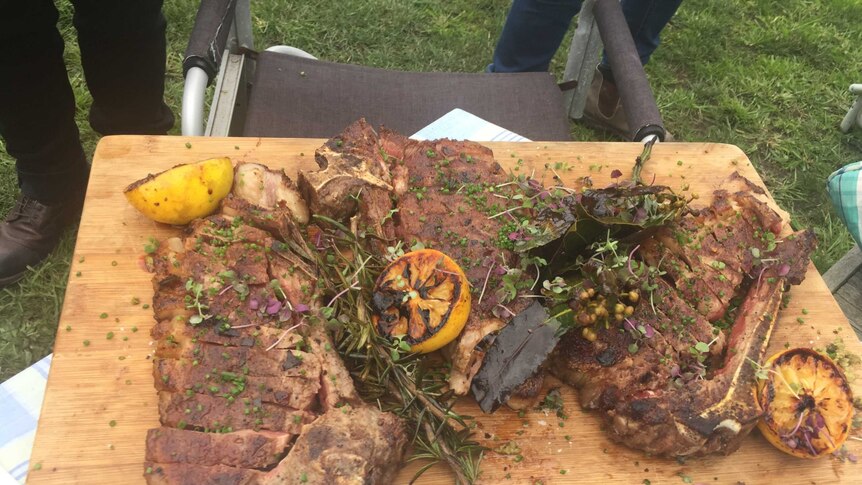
top-left (241, 52), bottom-right (572, 141)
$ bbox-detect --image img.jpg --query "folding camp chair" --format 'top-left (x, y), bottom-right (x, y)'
top-left (181, 0), bottom-right (666, 142)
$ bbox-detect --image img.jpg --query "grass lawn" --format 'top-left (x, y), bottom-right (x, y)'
top-left (1, 0), bottom-right (861, 379)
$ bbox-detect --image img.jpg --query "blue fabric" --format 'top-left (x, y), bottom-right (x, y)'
top-left (489, 0), bottom-right (683, 73)
top-left (827, 161), bottom-right (862, 248)
top-left (0, 354), bottom-right (52, 484)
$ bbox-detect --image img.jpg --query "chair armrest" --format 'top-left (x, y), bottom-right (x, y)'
top-left (183, 0), bottom-right (239, 81)
top-left (593, 0), bottom-right (665, 141)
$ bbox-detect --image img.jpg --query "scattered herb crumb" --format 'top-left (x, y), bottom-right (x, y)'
top-left (99, 312), bottom-right (108, 319)
top-left (75, 271), bottom-right (82, 277)
top-left (185, 142), bottom-right (192, 149)
top-left (142, 304), bottom-right (150, 309)
top-left (118, 356), bottom-right (126, 360)
top-left (513, 454), bottom-right (524, 463)
top-left (494, 441), bottom-right (522, 456)
top-left (83, 340), bottom-right (90, 347)
top-left (65, 325), bottom-right (72, 332)
top-left (560, 469), bottom-right (568, 475)
top-left (643, 480), bottom-right (651, 485)
top-left (131, 297), bottom-right (140, 305)
top-left (234, 145), bottom-right (239, 150)
top-left (802, 308), bottom-right (809, 315)
top-left (679, 473), bottom-right (693, 483)
top-left (109, 420), bottom-right (117, 427)
top-left (111, 260), bottom-right (118, 266)
top-left (32, 462), bottom-right (42, 471)
top-left (131, 326), bottom-right (138, 333)
top-left (144, 237), bottom-right (159, 254)
top-left (106, 332), bottom-right (114, 340)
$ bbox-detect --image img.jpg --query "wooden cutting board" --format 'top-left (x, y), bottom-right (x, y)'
top-left (28, 135), bottom-right (862, 485)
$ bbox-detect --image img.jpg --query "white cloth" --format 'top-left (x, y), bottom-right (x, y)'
top-left (0, 354), bottom-right (51, 484)
top-left (411, 108), bottom-right (530, 142)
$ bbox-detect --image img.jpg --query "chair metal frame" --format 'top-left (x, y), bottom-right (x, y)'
top-left (840, 83), bottom-right (862, 133)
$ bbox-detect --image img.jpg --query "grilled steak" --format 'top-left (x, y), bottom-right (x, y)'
top-left (551, 184), bottom-right (816, 457)
top-left (300, 119), bottom-right (538, 397)
top-left (144, 162), bottom-right (407, 484)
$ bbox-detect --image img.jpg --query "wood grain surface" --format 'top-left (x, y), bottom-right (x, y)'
top-left (27, 135), bottom-right (862, 485)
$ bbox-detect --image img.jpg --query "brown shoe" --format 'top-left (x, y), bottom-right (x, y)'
top-left (582, 67), bottom-right (631, 140)
top-left (581, 67), bottom-right (675, 142)
top-left (0, 194), bottom-right (83, 287)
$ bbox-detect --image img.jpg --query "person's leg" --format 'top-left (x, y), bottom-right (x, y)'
top-left (0, 0), bottom-right (90, 286)
top-left (600, 0), bottom-right (684, 76)
top-left (489, 0), bottom-right (583, 73)
top-left (71, 0), bottom-right (174, 135)
top-left (0, 0), bottom-right (89, 202)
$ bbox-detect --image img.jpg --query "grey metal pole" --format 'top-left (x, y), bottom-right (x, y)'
top-left (181, 67), bottom-right (209, 136)
top-left (563, 0), bottom-right (603, 120)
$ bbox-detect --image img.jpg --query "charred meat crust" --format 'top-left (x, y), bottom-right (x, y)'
top-left (145, 145), bottom-right (407, 484)
top-left (550, 183), bottom-right (816, 457)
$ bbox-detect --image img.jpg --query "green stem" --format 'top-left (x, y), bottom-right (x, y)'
top-left (632, 136), bottom-right (657, 185)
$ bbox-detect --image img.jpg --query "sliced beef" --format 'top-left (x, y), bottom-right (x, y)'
top-left (144, 463), bottom-right (260, 485)
top-left (146, 148), bottom-right (407, 484)
top-left (145, 427), bottom-right (293, 469)
top-left (154, 359), bottom-right (321, 409)
top-left (155, 342), bottom-right (318, 378)
top-left (151, 319), bottom-right (306, 357)
top-left (157, 391), bottom-right (314, 433)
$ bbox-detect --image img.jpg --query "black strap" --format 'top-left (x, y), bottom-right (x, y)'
top-left (558, 80), bottom-right (578, 92)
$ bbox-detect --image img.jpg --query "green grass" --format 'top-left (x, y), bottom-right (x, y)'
top-left (2, 0), bottom-right (861, 378)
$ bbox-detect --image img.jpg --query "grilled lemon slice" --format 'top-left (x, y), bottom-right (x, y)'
top-left (372, 249), bottom-right (470, 354)
top-left (756, 347), bottom-right (854, 458)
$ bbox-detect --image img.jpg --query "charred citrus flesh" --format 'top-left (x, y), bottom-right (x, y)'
top-left (372, 249), bottom-right (470, 353)
top-left (756, 347), bottom-right (854, 458)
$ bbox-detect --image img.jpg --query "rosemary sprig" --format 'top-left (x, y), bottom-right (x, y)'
top-left (632, 135), bottom-right (657, 184)
top-left (304, 215), bottom-right (485, 484)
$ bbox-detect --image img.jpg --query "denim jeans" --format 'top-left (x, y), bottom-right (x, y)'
top-left (0, 0), bottom-right (174, 202)
top-left (489, 0), bottom-right (683, 74)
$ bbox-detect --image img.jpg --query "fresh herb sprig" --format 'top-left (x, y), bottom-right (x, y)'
top-left (304, 215), bottom-right (484, 484)
top-left (184, 278), bottom-right (210, 325)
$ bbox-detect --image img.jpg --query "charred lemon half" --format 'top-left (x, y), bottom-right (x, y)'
top-left (756, 347), bottom-right (854, 458)
top-left (372, 249), bottom-right (470, 353)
